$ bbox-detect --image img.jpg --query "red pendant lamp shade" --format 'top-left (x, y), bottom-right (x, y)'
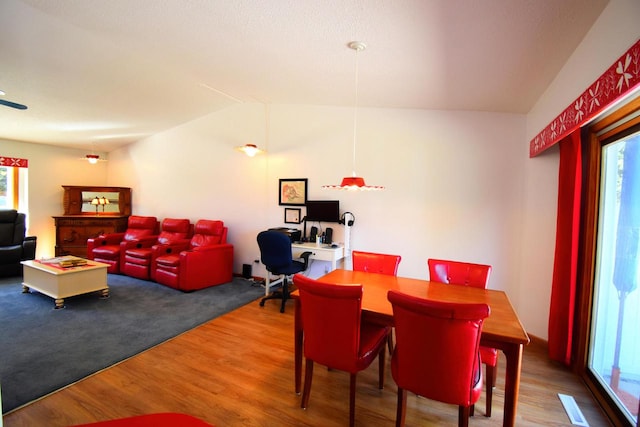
top-left (323, 41), bottom-right (384, 191)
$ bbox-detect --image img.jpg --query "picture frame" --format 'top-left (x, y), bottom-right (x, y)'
top-left (284, 208), bottom-right (302, 224)
top-left (279, 178), bottom-right (308, 206)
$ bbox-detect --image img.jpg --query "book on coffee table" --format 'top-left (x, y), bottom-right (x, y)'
top-left (39, 256), bottom-right (88, 268)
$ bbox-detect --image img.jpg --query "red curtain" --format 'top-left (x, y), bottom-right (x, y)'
top-left (548, 130), bottom-right (582, 365)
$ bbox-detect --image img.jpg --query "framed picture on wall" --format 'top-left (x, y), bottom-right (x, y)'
top-left (284, 208), bottom-right (301, 224)
top-left (279, 178), bottom-right (308, 206)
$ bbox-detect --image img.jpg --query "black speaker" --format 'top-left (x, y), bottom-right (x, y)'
top-left (310, 226), bottom-right (318, 242)
top-left (242, 263), bottom-right (252, 279)
top-left (324, 227), bottom-right (333, 244)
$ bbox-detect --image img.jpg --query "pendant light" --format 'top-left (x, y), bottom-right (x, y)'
top-left (323, 41), bottom-right (384, 191)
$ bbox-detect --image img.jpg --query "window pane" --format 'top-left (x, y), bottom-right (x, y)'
top-left (589, 132), bottom-right (640, 425)
top-left (0, 167), bottom-right (9, 209)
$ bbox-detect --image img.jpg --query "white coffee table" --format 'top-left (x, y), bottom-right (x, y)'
top-left (21, 256), bottom-right (109, 309)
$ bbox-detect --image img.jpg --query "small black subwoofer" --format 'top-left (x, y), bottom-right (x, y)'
top-left (242, 263), bottom-right (252, 279)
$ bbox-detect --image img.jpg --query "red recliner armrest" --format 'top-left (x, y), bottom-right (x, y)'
top-left (151, 239), bottom-right (192, 257)
top-left (177, 244), bottom-right (234, 291)
top-left (87, 233), bottom-right (126, 259)
top-left (121, 235), bottom-right (160, 251)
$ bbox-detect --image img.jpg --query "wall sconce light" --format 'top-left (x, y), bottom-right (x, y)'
top-left (235, 143), bottom-right (264, 157)
top-left (85, 154), bottom-right (104, 164)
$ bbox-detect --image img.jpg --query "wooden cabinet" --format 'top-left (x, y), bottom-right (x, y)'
top-left (53, 215), bottom-right (129, 257)
top-left (53, 185), bottom-right (132, 257)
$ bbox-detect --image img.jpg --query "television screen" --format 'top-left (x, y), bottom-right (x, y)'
top-left (305, 200), bottom-right (340, 223)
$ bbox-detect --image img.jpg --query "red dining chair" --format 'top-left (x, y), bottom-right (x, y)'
top-left (293, 274), bottom-right (390, 427)
top-left (427, 258), bottom-right (497, 417)
top-left (352, 250), bottom-right (402, 275)
top-left (387, 290), bottom-right (489, 427)
top-left (70, 412), bottom-right (214, 426)
top-left (352, 250), bottom-right (402, 353)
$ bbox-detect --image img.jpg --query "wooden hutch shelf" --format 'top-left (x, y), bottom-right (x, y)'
top-left (53, 186), bottom-right (132, 257)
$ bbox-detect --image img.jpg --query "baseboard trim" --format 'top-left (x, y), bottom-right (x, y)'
top-left (527, 333), bottom-right (548, 348)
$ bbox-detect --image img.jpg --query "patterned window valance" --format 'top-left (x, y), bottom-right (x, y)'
top-left (530, 38), bottom-right (640, 157)
top-left (0, 157), bottom-right (28, 167)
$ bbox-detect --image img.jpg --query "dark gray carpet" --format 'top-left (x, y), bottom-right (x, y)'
top-left (0, 274), bottom-right (263, 413)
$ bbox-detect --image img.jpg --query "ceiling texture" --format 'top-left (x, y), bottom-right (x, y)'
top-left (0, 0), bottom-right (609, 152)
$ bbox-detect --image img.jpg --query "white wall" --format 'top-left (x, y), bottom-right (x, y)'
top-left (1, 139), bottom-right (107, 258)
top-left (519, 0), bottom-right (640, 339)
top-left (106, 103), bottom-right (528, 320)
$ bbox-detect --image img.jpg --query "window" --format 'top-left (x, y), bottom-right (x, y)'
top-left (589, 130), bottom-right (640, 426)
top-left (0, 156), bottom-right (29, 213)
top-left (579, 97), bottom-right (640, 427)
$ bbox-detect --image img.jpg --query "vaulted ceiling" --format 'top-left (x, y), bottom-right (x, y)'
top-left (0, 0), bottom-right (609, 151)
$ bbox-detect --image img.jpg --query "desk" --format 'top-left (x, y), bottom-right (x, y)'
top-left (291, 242), bottom-right (345, 271)
top-left (262, 243), bottom-right (346, 297)
top-left (292, 269), bottom-right (529, 427)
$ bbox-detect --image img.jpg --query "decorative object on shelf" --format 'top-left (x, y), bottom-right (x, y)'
top-left (279, 178), bottom-right (308, 206)
top-left (235, 143), bottom-right (264, 157)
top-left (90, 196), bottom-right (110, 213)
top-left (323, 41), bottom-right (384, 191)
top-left (284, 208), bottom-right (301, 224)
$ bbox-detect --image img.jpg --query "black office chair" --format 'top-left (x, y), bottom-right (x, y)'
top-left (257, 230), bottom-right (311, 313)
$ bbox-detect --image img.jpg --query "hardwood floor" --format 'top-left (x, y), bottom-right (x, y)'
top-left (4, 295), bottom-right (612, 426)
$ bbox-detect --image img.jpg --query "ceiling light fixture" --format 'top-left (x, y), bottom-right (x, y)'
top-left (236, 143), bottom-right (264, 157)
top-left (323, 41), bottom-right (384, 191)
top-left (236, 104), bottom-right (269, 157)
top-left (86, 154), bottom-right (100, 164)
top-left (85, 154), bottom-right (101, 164)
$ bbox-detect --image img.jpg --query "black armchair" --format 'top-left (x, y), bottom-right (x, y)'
top-left (257, 230), bottom-right (311, 313)
top-left (0, 209), bottom-right (37, 277)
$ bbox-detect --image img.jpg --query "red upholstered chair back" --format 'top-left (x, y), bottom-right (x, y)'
top-left (427, 258), bottom-right (492, 289)
top-left (157, 218), bottom-right (192, 245)
top-left (352, 250), bottom-right (401, 276)
top-left (190, 220), bottom-right (226, 247)
top-left (123, 216), bottom-right (159, 241)
top-left (388, 290), bottom-right (489, 407)
top-left (294, 274), bottom-right (364, 373)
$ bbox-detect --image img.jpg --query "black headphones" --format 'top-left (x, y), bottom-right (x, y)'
top-left (339, 211), bottom-right (355, 227)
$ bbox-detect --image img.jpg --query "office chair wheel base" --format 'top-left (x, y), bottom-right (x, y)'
top-left (259, 300), bottom-right (266, 307)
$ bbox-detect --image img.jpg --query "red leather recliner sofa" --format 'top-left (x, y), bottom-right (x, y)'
top-left (121, 218), bottom-right (193, 280)
top-left (87, 215), bottom-right (159, 274)
top-left (153, 220), bottom-right (233, 292)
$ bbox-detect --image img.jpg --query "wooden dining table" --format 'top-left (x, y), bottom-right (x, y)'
top-left (291, 269), bottom-right (530, 427)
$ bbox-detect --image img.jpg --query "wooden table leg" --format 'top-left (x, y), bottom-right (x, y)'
top-left (502, 343), bottom-right (524, 427)
top-left (294, 298), bottom-right (303, 395)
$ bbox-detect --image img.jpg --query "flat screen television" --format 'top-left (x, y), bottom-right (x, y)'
top-left (305, 200), bottom-right (340, 223)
